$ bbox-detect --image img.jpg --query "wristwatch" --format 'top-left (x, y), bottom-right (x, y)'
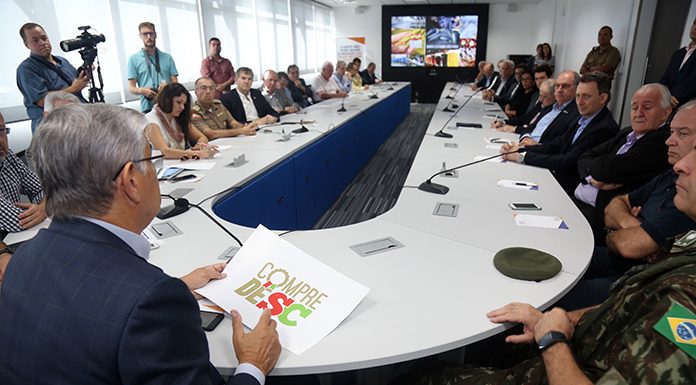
top-left (0, 247), bottom-right (14, 256)
top-left (517, 152), bottom-right (525, 164)
top-left (537, 331), bottom-right (568, 351)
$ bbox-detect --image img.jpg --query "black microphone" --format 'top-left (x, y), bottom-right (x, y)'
top-left (442, 82), bottom-right (466, 112)
top-left (162, 195), bottom-right (244, 247)
top-left (157, 194), bottom-right (190, 219)
top-left (292, 120), bottom-right (309, 133)
top-left (337, 94), bottom-right (347, 112)
top-left (368, 88), bottom-right (379, 99)
top-left (450, 74), bottom-right (463, 90)
top-left (418, 148), bottom-right (527, 195)
top-left (435, 88), bottom-right (483, 138)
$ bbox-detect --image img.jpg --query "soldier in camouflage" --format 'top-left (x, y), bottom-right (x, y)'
top-left (409, 104), bottom-right (696, 385)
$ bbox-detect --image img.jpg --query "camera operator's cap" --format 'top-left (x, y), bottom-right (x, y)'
top-left (493, 247), bottom-right (562, 281)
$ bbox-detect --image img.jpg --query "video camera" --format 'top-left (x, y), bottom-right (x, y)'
top-left (59, 26), bottom-right (105, 52)
top-left (59, 26), bottom-right (106, 103)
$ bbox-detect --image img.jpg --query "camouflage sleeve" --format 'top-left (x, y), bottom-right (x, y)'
top-left (595, 280), bottom-right (696, 385)
top-left (605, 48), bottom-right (621, 74)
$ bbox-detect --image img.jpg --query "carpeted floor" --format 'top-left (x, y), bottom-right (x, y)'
top-left (313, 103), bottom-right (436, 229)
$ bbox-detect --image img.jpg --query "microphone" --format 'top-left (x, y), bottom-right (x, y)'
top-left (292, 119), bottom-right (309, 133)
top-left (442, 82), bottom-right (466, 112)
top-left (157, 194), bottom-right (190, 219)
top-left (450, 74), bottom-right (463, 90)
top-left (337, 94), bottom-right (347, 112)
top-left (368, 88), bottom-right (379, 99)
top-left (161, 195), bottom-right (244, 247)
top-left (435, 88), bottom-right (483, 138)
top-left (418, 148), bottom-right (527, 194)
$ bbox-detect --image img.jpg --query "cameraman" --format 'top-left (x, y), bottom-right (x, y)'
top-left (16, 23), bottom-right (88, 133)
top-left (127, 22), bottom-right (178, 113)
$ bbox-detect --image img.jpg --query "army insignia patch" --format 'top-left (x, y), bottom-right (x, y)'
top-left (654, 303), bottom-right (696, 359)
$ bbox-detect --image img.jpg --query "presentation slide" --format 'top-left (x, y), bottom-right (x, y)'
top-left (390, 16), bottom-right (426, 67)
top-left (424, 15), bottom-right (478, 67)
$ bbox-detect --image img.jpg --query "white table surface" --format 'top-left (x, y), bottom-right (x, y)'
top-left (143, 82), bottom-right (592, 375)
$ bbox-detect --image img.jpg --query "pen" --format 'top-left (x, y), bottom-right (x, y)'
top-left (515, 182), bottom-right (537, 187)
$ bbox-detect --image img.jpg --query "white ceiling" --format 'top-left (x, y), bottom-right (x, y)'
top-left (318, 0), bottom-right (543, 8)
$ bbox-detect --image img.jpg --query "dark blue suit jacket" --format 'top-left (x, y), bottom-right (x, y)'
top-left (0, 218), bottom-right (258, 385)
top-left (524, 106), bottom-right (619, 195)
top-left (659, 46), bottom-right (696, 105)
top-left (517, 100), bottom-right (580, 144)
top-left (220, 88), bottom-right (280, 124)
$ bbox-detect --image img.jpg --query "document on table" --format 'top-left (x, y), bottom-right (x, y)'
top-left (166, 161), bottom-right (216, 170)
top-left (514, 214), bottom-right (568, 229)
top-left (497, 179), bottom-right (539, 190)
top-left (3, 218), bottom-right (50, 244)
top-left (196, 225), bottom-right (370, 355)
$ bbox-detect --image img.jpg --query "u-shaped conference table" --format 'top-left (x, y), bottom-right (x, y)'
top-left (151, 82), bottom-right (593, 376)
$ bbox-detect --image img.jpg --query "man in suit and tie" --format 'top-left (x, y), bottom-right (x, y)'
top-left (501, 72), bottom-right (619, 196)
top-left (0, 103), bottom-right (281, 384)
top-left (573, 83), bottom-right (673, 243)
top-left (221, 67), bottom-right (279, 126)
top-left (660, 17), bottom-right (696, 107)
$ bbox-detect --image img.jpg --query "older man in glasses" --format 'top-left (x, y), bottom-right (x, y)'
top-left (0, 104), bottom-right (281, 384)
top-left (191, 76), bottom-right (256, 140)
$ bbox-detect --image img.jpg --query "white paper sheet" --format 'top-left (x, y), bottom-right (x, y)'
top-left (196, 225), bottom-right (370, 355)
top-left (514, 214), bottom-right (568, 229)
top-left (497, 179), bottom-right (539, 190)
top-left (3, 218), bottom-right (50, 244)
top-left (166, 161), bottom-right (216, 170)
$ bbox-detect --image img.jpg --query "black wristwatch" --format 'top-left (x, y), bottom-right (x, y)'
top-left (537, 331), bottom-right (568, 351)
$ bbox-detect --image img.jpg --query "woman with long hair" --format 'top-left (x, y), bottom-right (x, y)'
top-left (534, 43), bottom-right (555, 73)
top-left (145, 83), bottom-right (217, 159)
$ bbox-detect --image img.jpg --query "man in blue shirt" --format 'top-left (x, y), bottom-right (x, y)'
top-left (16, 23), bottom-right (88, 133)
top-left (127, 22), bottom-right (178, 113)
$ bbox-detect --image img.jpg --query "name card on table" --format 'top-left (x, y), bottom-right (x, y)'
top-left (196, 225), bottom-right (370, 355)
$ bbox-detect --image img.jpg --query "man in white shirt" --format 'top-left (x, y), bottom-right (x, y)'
top-left (312, 61), bottom-right (347, 102)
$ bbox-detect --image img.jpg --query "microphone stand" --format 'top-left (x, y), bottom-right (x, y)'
top-left (368, 88), bottom-right (379, 99)
top-left (161, 195), bottom-right (244, 247)
top-left (435, 88), bottom-right (482, 138)
top-left (418, 148), bottom-right (526, 194)
top-left (337, 94), bottom-right (347, 112)
top-left (442, 82), bottom-right (466, 112)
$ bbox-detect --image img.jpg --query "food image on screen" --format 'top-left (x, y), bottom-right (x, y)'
top-left (424, 15), bottom-right (478, 67)
top-left (391, 16), bottom-right (426, 67)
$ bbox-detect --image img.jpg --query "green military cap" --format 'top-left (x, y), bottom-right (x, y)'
top-left (493, 247), bottom-right (562, 281)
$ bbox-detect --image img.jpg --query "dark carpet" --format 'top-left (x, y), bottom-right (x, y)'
top-left (313, 103), bottom-right (436, 229)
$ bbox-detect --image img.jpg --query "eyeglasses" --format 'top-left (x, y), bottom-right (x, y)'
top-left (112, 154), bottom-right (164, 181)
top-left (0, 126), bottom-right (11, 135)
top-left (180, 154), bottom-right (200, 161)
top-left (140, 32), bottom-right (156, 38)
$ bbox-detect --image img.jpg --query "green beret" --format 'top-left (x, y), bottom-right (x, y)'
top-left (494, 247), bottom-right (562, 281)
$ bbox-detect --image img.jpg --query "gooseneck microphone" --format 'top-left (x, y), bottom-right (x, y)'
top-left (435, 88), bottom-right (483, 138)
top-left (368, 88), bottom-right (379, 99)
top-left (337, 94), bottom-right (347, 112)
top-left (417, 148), bottom-right (527, 195)
top-left (442, 82), bottom-right (466, 112)
top-left (160, 194), bottom-right (243, 247)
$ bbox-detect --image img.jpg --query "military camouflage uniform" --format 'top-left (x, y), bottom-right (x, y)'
top-left (580, 45), bottom-right (621, 78)
top-left (413, 231), bottom-right (696, 385)
top-left (191, 100), bottom-right (236, 131)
